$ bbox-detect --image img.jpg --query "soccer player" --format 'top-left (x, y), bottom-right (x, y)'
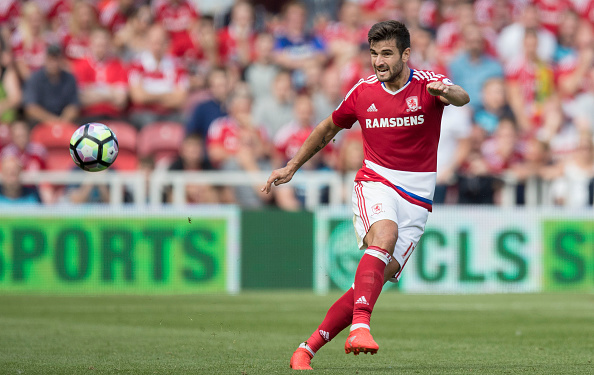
top-left (261, 20), bottom-right (469, 370)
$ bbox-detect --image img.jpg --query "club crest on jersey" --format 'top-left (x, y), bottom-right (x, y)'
top-left (406, 96), bottom-right (421, 112)
top-left (371, 203), bottom-right (384, 215)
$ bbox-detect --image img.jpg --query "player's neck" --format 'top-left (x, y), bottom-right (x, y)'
top-left (382, 64), bottom-right (410, 92)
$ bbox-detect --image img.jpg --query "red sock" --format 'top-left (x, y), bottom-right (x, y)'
top-left (305, 287), bottom-right (354, 353)
top-left (352, 246), bottom-right (391, 328)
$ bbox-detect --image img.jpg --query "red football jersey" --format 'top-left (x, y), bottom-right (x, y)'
top-left (206, 116), bottom-right (269, 166)
top-left (11, 32), bottom-right (47, 74)
top-left (0, 143), bottom-right (47, 171)
top-left (274, 121), bottom-right (334, 161)
top-left (332, 69), bottom-right (453, 210)
top-left (217, 27), bottom-right (257, 65)
top-left (274, 122), bottom-right (315, 161)
top-left (62, 33), bottom-right (90, 62)
top-left (128, 53), bottom-right (189, 114)
top-left (153, 0), bottom-right (198, 40)
top-left (99, 0), bottom-right (128, 33)
top-left (72, 56), bottom-right (128, 118)
top-left (0, 0), bottom-right (20, 30)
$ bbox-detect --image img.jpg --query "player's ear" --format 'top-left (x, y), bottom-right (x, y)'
top-left (401, 47), bottom-right (411, 63)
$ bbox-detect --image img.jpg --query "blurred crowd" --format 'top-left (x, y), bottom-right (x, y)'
top-left (0, 0), bottom-right (594, 208)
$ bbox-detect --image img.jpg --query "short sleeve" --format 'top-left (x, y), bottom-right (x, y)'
top-left (331, 80), bottom-right (361, 129)
top-left (423, 71), bottom-right (453, 107)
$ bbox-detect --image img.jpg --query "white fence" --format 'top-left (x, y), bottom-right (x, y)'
top-left (2, 170), bottom-right (591, 208)
top-left (12, 170), bottom-right (346, 209)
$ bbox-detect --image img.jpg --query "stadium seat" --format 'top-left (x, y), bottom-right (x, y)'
top-left (103, 121), bottom-right (138, 170)
top-left (30, 122), bottom-right (79, 170)
top-left (137, 121), bottom-right (184, 165)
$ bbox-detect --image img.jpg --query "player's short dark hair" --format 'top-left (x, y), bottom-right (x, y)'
top-left (368, 20), bottom-right (411, 56)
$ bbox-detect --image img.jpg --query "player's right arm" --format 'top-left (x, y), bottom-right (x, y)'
top-left (261, 115), bottom-right (342, 193)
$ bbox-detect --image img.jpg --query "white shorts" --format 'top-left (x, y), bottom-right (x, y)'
top-left (352, 181), bottom-right (429, 282)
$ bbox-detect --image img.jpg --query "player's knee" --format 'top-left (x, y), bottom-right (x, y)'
top-left (368, 230), bottom-right (398, 254)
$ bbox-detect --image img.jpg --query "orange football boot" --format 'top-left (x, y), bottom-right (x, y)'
top-left (290, 346), bottom-right (314, 370)
top-left (344, 328), bottom-right (379, 355)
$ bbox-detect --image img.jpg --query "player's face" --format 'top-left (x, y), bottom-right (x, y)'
top-left (370, 40), bottom-right (410, 83)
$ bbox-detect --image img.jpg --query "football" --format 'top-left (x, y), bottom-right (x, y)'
top-left (69, 123), bottom-right (119, 172)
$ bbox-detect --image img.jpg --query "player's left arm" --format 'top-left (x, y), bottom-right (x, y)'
top-left (426, 81), bottom-right (470, 107)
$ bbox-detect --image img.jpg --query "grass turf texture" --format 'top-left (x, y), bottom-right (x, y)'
top-left (0, 293), bottom-right (592, 374)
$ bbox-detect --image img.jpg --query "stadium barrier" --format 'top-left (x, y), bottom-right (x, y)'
top-left (0, 206), bottom-right (240, 294)
top-left (315, 206), bottom-right (594, 294)
top-left (7, 170), bottom-right (592, 207)
top-left (0, 205), bottom-right (593, 294)
top-left (12, 170), bottom-right (344, 208)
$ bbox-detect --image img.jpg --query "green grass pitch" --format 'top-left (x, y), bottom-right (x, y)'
top-left (0, 292), bottom-right (592, 374)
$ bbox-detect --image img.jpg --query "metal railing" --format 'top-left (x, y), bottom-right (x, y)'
top-left (9, 170), bottom-right (344, 209)
top-left (1, 170), bottom-right (590, 208)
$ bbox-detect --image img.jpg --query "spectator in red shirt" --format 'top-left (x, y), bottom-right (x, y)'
top-left (481, 117), bottom-right (524, 176)
top-left (62, 0), bottom-right (97, 64)
top-left (435, 1), bottom-right (496, 67)
top-left (273, 94), bottom-right (318, 167)
top-left (555, 19), bottom-right (594, 100)
top-left (338, 42), bottom-right (374, 97)
top-left (32, 0), bottom-right (70, 34)
top-left (218, 1), bottom-right (256, 69)
top-left (273, 94), bottom-right (331, 210)
top-left (206, 86), bottom-right (271, 207)
top-left (0, 0), bottom-right (20, 32)
top-left (99, 0), bottom-right (134, 34)
top-left (72, 28), bottom-right (128, 123)
top-left (11, 2), bottom-right (48, 82)
top-left (505, 28), bottom-right (557, 134)
top-left (0, 120), bottom-right (46, 172)
top-left (207, 87), bottom-right (269, 170)
top-left (323, 1), bottom-right (368, 65)
top-left (153, 0), bottom-right (199, 42)
top-left (0, 120), bottom-right (54, 203)
top-left (128, 24), bottom-right (188, 129)
top-left (171, 15), bottom-right (220, 92)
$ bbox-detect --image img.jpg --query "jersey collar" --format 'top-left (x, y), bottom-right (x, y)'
top-left (380, 68), bottom-right (413, 95)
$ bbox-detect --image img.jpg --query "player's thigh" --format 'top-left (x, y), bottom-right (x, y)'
top-left (387, 197), bottom-right (429, 282)
top-left (351, 181), bottom-right (399, 251)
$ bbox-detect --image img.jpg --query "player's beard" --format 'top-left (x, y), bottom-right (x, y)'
top-left (375, 59), bottom-right (405, 83)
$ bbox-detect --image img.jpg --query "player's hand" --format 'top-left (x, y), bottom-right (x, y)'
top-left (261, 166), bottom-right (296, 194)
top-left (426, 81), bottom-right (450, 97)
